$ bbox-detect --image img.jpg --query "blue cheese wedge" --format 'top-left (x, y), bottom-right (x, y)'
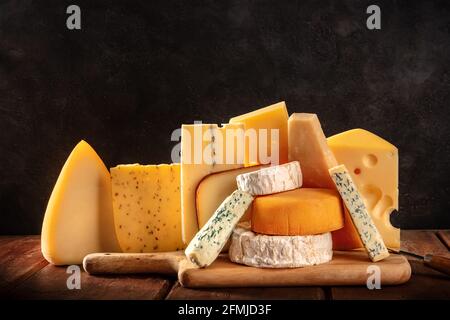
top-left (329, 165), bottom-right (389, 262)
top-left (236, 161), bottom-right (302, 196)
top-left (185, 190), bottom-right (254, 267)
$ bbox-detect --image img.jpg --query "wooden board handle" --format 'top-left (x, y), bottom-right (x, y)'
top-left (424, 254), bottom-right (450, 276)
top-left (83, 252), bottom-right (185, 275)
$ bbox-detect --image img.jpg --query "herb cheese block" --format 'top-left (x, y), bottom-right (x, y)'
top-left (236, 161), bottom-right (302, 196)
top-left (229, 224), bottom-right (333, 268)
top-left (329, 164), bottom-right (390, 262)
top-left (185, 190), bottom-right (254, 267)
top-left (111, 164), bottom-right (184, 253)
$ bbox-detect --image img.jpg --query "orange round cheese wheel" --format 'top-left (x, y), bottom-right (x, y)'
top-left (251, 188), bottom-right (344, 236)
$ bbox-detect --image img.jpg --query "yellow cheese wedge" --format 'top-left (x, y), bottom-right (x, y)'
top-left (229, 101), bottom-right (289, 166)
top-left (328, 129), bottom-right (400, 250)
top-left (288, 113), bottom-right (338, 189)
top-left (181, 123), bottom-right (245, 244)
top-left (110, 164), bottom-right (184, 253)
top-left (196, 165), bottom-right (262, 229)
top-left (41, 141), bottom-right (120, 265)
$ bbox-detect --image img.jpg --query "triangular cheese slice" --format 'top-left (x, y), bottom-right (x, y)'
top-left (41, 141), bottom-right (120, 265)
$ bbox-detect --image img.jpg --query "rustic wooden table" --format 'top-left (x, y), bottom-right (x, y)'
top-left (0, 230), bottom-right (449, 300)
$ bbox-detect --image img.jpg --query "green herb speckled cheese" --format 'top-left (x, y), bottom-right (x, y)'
top-left (329, 165), bottom-right (389, 262)
top-left (185, 190), bottom-right (254, 267)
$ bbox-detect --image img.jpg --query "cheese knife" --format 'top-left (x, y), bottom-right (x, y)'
top-left (396, 249), bottom-right (450, 276)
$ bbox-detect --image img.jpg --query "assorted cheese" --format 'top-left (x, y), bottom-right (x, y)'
top-left (185, 190), bottom-right (254, 267)
top-left (110, 164), bottom-right (184, 253)
top-left (236, 161), bottom-right (302, 196)
top-left (181, 123), bottom-right (245, 245)
top-left (328, 129), bottom-right (400, 250)
top-left (230, 101), bottom-right (289, 166)
top-left (41, 141), bottom-right (120, 265)
top-left (329, 165), bottom-right (390, 262)
top-left (251, 188), bottom-right (344, 236)
top-left (42, 102), bottom-right (400, 269)
top-left (196, 165), bottom-right (262, 229)
top-left (229, 224), bottom-right (333, 268)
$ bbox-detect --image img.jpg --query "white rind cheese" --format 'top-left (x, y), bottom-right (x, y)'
top-left (229, 224), bottom-right (333, 268)
top-left (329, 164), bottom-right (389, 262)
top-left (185, 190), bottom-right (254, 267)
top-left (236, 161), bottom-right (302, 196)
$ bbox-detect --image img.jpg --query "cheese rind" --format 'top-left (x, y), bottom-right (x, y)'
top-left (181, 123), bottom-right (245, 245)
top-left (230, 101), bottom-right (289, 165)
top-left (185, 190), bottom-right (254, 267)
top-left (236, 161), bottom-right (302, 196)
top-left (288, 113), bottom-right (338, 189)
top-left (196, 165), bottom-right (262, 229)
top-left (41, 141), bottom-right (120, 265)
top-left (328, 128), bottom-right (399, 250)
top-left (329, 165), bottom-right (389, 262)
top-left (251, 188), bottom-right (344, 236)
top-left (229, 224), bottom-right (333, 268)
top-left (111, 163), bottom-right (183, 253)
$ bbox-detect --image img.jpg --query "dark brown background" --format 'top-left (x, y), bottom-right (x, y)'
top-left (0, 0), bottom-right (449, 234)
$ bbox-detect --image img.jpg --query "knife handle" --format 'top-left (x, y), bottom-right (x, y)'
top-left (424, 254), bottom-right (450, 276)
top-left (83, 252), bottom-right (184, 275)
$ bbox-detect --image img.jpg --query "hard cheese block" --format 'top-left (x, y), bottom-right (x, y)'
top-left (111, 164), bottom-right (183, 253)
top-left (185, 190), bottom-right (254, 267)
top-left (229, 101), bottom-right (289, 166)
top-left (328, 129), bottom-right (399, 250)
top-left (329, 165), bottom-right (390, 262)
top-left (251, 188), bottom-right (344, 236)
top-left (196, 165), bottom-right (262, 229)
top-left (236, 161), bottom-right (302, 196)
top-left (181, 123), bottom-right (245, 244)
top-left (229, 224), bottom-right (333, 268)
top-left (41, 141), bottom-right (120, 265)
top-left (288, 113), bottom-right (338, 189)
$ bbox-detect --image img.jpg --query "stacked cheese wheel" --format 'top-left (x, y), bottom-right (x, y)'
top-left (229, 161), bottom-right (344, 268)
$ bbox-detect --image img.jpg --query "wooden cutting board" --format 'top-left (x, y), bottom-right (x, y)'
top-left (83, 250), bottom-right (411, 288)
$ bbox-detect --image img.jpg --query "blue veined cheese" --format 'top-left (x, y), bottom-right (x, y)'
top-left (329, 165), bottom-right (389, 262)
top-left (236, 161), bottom-right (302, 196)
top-left (185, 190), bottom-right (254, 267)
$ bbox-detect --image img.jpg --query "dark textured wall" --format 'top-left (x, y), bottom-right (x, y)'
top-left (0, 0), bottom-right (449, 234)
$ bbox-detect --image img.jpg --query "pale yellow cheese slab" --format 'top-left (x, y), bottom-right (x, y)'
top-left (41, 141), bottom-right (120, 265)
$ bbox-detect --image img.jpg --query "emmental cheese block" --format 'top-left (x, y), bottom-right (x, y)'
top-left (328, 129), bottom-right (400, 250)
top-left (185, 190), bottom-right (254, 267)
top-left (288, 113), bottom-right (338, 189)
top-left (236, 161), bottom-right (302, 196)
top-left (41, 141), bottom-right (120, 265)
top-left (251, 188), bottom-right (344, 236)
top-left (110, 164), bottom-right (183, 253)
top-left (229, 224), bottom-right (333, 268)
top-left (181, 123), bottom-right (245, 244)
top-left (329, 165), bottom-right (390, 262)
top-left (230, 101), bottom-right (289, 166)
top-left (196, 165), bottom-right (262, 229)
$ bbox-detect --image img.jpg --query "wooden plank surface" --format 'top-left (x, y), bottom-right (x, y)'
top-left (166, 282), bottom-right (325, 300)
top-left (331, 230), bottom-right (450, 300)
top-left (401, 230), bottom-right (450, 258)
top-left (1, 231), bottom-right (450, 300)
top-left (437, 230), bottom-right (450, 250)
top-left (0, 236), bottom-right (48, 296)
top-left (9, 264), bottom-right (174, 300)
